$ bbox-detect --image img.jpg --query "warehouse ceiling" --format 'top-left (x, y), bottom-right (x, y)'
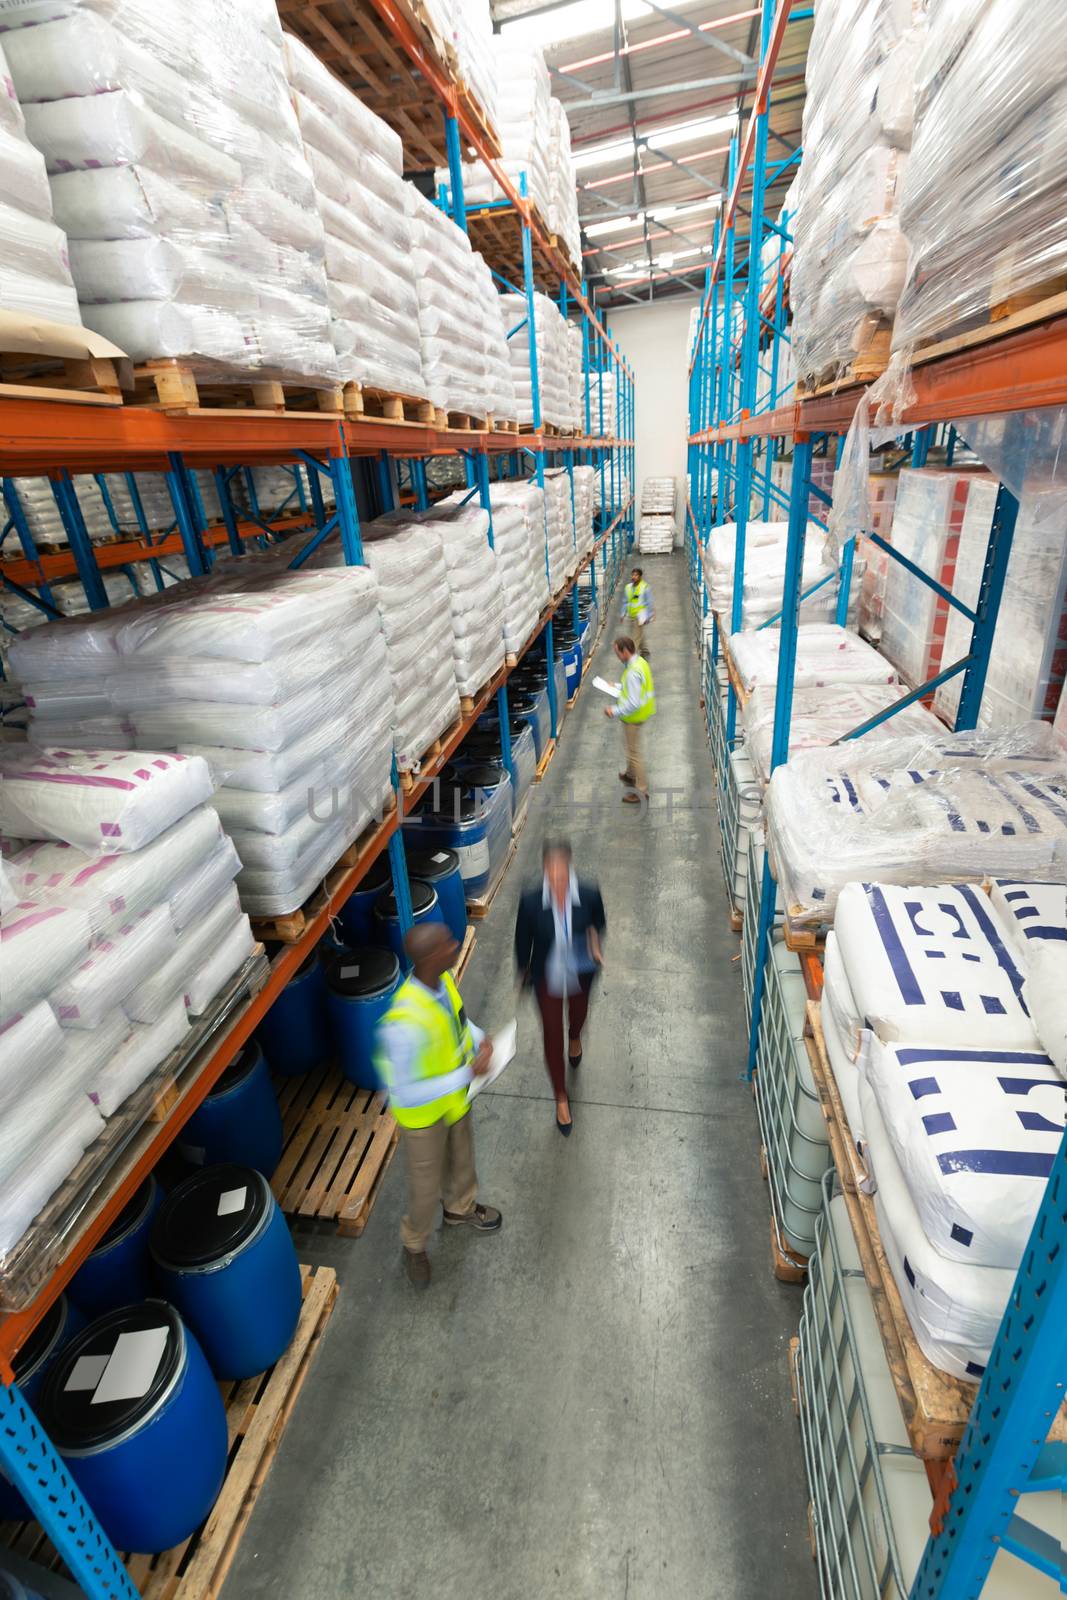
top-left (491, 0), bottom-right (811, 308)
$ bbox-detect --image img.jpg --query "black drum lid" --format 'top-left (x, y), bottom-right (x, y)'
top-left (150, 1164), bottom-right (270, 1273)
top-left (39, 1301), bottom-right (184, 1451)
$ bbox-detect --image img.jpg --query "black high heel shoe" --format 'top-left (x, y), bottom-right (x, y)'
top-left (556, 1101), bottom-right (573, 1136)
top-left (568, 1046), bottom-right (582, 1069)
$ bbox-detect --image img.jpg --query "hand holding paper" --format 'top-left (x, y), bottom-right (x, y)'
top-left (466, 1019), bottom-right (517, 1102)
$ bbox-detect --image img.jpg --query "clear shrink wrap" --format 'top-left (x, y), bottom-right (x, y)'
top-left (440, 488), bottom-right (541, 654)
top-left (0, 35), bottom-right (82, 325)
top-left (0, 747), bottom-right (213, 852)
top-left (407, 188), bottom-right (492, 417)
top-left (766, 722), bottom-right (1067, 925)
top-left (2, 0), bottom-right (335, 381)
top-left (498, 290), bottom-right (574, 430)
top-left (790, 0), bottom-right (921, 386)
top-left (740, 681), bottom-right (940, 784)
top-left (730, 623), bottom-right (898, 694)
top-left (893, 0), bottom-right (1067, 352)
top-left (706, 519), bottom-right (844, 628)
top-left (439, 41), bottom-right (552, 221)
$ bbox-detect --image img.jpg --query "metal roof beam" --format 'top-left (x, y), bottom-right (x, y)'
top-left (640, 0), bottom-right (755, 66)
top-left (561, 69), bottom-right (756, 112)
top-left (637, 136), bottom-right (724, 195)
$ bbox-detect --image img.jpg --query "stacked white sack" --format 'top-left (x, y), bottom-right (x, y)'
top-left (740, 681), bottom-right (940, 784)
top-left (0, 36), bottom-right (81, 326)
top-left (439, 486), bottom-right (541, 654)
top-left (765, 722), bottom-right (1067, 926)
top-left (790, 0), bottom-right (921, 386)
top-left (379, 507), bottom-right (504, 697)
top-left (547, 97), bottom-right (581, 271)
top-left (440, 43), bottom-right (552, 223)
top-left (895, 1), bottom-right (1067, 352)
top-left (564, 321), bottom-right (583, 431)
top-left (822, 879), bottom-right (1065, 1380)
top-left (589, 369), bottom-right (617, 436)
top-left (471, 253), bottom-right (516, 422)
top-left (706, 520), bottom-right (842, 628)
top-left (642, 477), bottom-right (676, 515)
top-left (284, 34), bottom-right (426, 401)
top-left (730, 624), bottom-right (899, 695)
top-left (335, 521), bottom-right (459, 772)
top-left (638, 517), bottom-right (674, 556)
top-left (499, 291), bottom-right (573, 429)
top-left (541, 470), bottom-right (574, 590)
top-left (2, 0), bottom-right (335, 380)
top-left (9, 567), bottom-right (395, 918)
top-left (573, 466), bottom-right (595, 560)
top-left (0, 747), bottom-right (256, 1258)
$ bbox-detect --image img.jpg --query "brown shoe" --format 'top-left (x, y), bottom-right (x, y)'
top-left (621, 790), bottom-right (643, 805)
top-left (443, 1202), bottom-right (502, 1232)
top-left (404, 1249), bottom-right (431, 1287)
top-left (618, 771), bottom-right (634, 784)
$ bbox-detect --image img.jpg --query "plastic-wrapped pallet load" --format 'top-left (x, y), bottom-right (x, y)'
top-left (379, 506), bottom-right (504, 699)
top-left (934, 481), bottom-right (1067, 730)
top-left (10, 566), bottom-right (396, 919)
top-left (0, 36), bottom-right (82, 326)
top-left (730, 623), bottom-right (898, 694)
top-left (440, 484), bottom-right (542, 655)
top-left (538, 470), bottom-right (572, 592)
top-left (790, 0), bottom-right (922, 388)
top-left (894, 0), bottom-right (1067, 353)
top-left (740, 681), bottom-right (941, 784)
top-left (766, 722), bottom-right (1067, 927)
top-left (547, 97), bottom-right (581, 272)
top-left (706, 519), bottom-right (842, 628)
top-left (498, 291), bottom-right (573, 430)
top-left (443, 42), bottom-right (552, 224)
top-left (637, 515), bottom-right (674, 556)
top-left (0, 747), bottom-right (257, 1268)
top-left (284, 34), bottom-right (426, 403)
top-left (880, 466), bottom-right (993, 690)
top-left (407, 186), bottom-right (488, 419)
top-left (641, 476), bottom-right (676, 516)
top-left (589, 369), bottom-right (616, 436)
top-left (2, 0), bottom-right (336, 383)
top-left (572, 465), bottom-right (594, 560)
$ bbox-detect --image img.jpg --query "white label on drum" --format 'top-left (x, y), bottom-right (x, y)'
top-left (340, 965), bottom-right (361, 979)
top-left (455, 840), bottom-right (491, 877)
top-left (217, 1186), bottom-right (247, 1217)
top-left (66, 1354), bottom-right (109, 1392)
top-left (91, 1328), bottom-right (169, 1406)
top-left (432, 852), bottom-right (450, 864)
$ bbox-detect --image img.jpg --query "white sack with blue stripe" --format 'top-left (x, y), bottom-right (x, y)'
top-left (860, 1078), bottom-right (1013, 1383)
top-left (865, 1035), bottom-right (1065, 1268)
top-left (988, 879), bottom-right (1067, 1079)
top-left (834, 881), bottom-right (1040, 1049)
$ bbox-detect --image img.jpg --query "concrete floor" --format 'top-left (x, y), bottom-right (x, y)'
top-left (223, 553), bottom-right (818, 1600)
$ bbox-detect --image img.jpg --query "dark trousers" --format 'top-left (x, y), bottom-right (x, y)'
top-left (535, 978), bottom-right (592, 1098)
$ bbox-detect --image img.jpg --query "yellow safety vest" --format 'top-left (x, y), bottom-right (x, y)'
top-left (620, 655), bottom-right (656, 724)
top-left (376, 972), bottom-right (474, 1129)
top-left (625, 580), bottom-right (649, 619)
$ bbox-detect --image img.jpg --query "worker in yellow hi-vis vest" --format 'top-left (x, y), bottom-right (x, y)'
top-left (376, 922), bottom-right (502, 1288)
top-left (620, 565), bottom-right (654, 656)
top-left (604, 634), bottom-right (656, 806)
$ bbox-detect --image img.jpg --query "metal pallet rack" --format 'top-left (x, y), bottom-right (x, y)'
top-left (685, 3), bottom-right (1067, 1596)
top-left (0, 19), bottom-right (634, 1598)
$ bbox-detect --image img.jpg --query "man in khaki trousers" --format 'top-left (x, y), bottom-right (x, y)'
top-left (604, 635), bottom-right (657, 805)
top-left (376, 923), bottom-right (502, 1287)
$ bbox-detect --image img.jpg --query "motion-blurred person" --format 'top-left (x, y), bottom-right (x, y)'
top-left (514, 840), bottom-right (605, 1135)
top-left (620, 566), bottom-right (654, 655)
top-left (376, 922), bottom-right (501, 1287)
top-left (604, 634), bottom-right (656, 805)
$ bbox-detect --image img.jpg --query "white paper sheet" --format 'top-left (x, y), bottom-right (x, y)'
top-left (592, 676), bottom-right (620, 698)
top-left (466, 1018), bottom-right (517, 1101)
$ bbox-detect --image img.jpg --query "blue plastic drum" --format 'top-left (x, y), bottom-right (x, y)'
top-left (38, 1302), bottom-right (227, 1553)
top-left (563, 642), bottom-right (583, 701)
top-left (373, 879), bottom-right (444, 964)
top-left (0, 1569), bottom-right (45, 1600)
top-left (178, 1040), bottom-right (283, 1179)
top-left (70, 1177), bottom-right (160, 1319)
top-left (323, 945), bottom-right (402, 1089)
top-left (336, 855), bottom-right (393, 947)
top-left (0, 1295), bottom-right (84, 1521)
top-left (255, 949), bottom-right (329, 1078)
top-left (150, 1166), bottom-right (302, 1381)
top-left (403, 846), bottom-right (467, 944)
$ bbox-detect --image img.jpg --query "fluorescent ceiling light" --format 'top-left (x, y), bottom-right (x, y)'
top-left (585, 195), bottom-right (719, 238)
top-left (501, 0), bottom-right (704, 51)
top-left (572, 111), bottom-right (736, 171)
top-left (585, 213), bottom-right (642, 238)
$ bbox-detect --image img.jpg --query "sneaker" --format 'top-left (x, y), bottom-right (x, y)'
top-left (404, 1249), bottom-right (431, 1287)
top-left (442, 1202), bottom-right (502, 1232)
top-left (618, 770), bottom-right (634, 783)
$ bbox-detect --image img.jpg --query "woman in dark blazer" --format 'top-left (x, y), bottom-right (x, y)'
top-left (514, 838), bottom-right (605, 1135)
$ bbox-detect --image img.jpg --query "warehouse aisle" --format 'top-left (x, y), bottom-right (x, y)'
top-left (223, 554), bottom-right (817, 1600)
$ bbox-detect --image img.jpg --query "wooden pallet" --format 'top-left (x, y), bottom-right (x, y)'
top-left (910, 281), bottom-right (1067, 370)
top-left (511, 792), bottom-right (531, 841)
top-left (460, 668), bottom-right (501, 716)
top-left (0, 349), bottom-right (123, 408)
top-left (788, 1335), bottom-right (802, 1418)
top-left (131, 361), bottom-right (343, 416)
top-left (466, 842), bottom-right (517, 922)
top-left (796, 317), bottom-right (893, 399)
top-left (344, 383), bottom-right (436, 426)
top-left (249, 803), bottom-right (396, 945)
top-left (534, 738), bottom-right (557, 782)
top-left (272, 1067), bottom-right (399, 1237)
top-left (446, 410), bottom-right (489, 432)
top-left (397, 718), bottom-right (464, 793)
top-left (769, 1213), bottom-right (808, 1284)
top-left (452, 925), bottom-right (477, 983)
top-left (493, 418), bottom-right (520, 434)
top-left (1, 1265), bottom-right (337, 1600)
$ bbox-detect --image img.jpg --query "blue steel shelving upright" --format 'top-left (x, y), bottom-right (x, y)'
top-left (686, 3), bottom-right (1067, 1595)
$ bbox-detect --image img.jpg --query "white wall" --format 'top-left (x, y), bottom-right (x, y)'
top-left (608, 299), bottom-right (693, 509)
